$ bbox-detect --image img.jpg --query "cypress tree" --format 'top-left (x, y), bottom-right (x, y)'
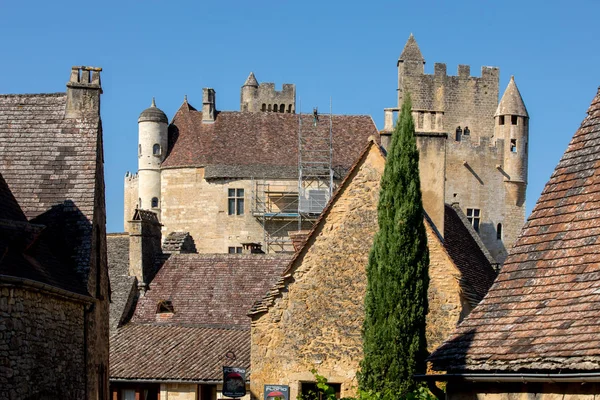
top-left (358, 94), bottom-right (430, 397)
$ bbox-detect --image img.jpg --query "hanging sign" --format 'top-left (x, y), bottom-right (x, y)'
top-left (264, 385), bottom-right (289, 400)
top-left (222, 367), bottom-right (247, 398)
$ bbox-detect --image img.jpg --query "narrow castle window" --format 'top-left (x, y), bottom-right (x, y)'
top-left (138, 198), bottom-right (142, 208)
top-left (510, 139), bottom-right (517, 153)
top-left (499, 116), bottom-right (505, 125)
top-left (138, 144), bottom-right (142, 156)
top-left (455, 126), bottom-right (462, 141)
top-left (497, 223), bottom-right (503, 240)
top-left (262, 103), bottom-right (266, 112)
top-left (151, 197), bottom-right (159, 208)
top-left (464, 126), bottom-right (470, 135)
top-left (228, 188), bottom-right (245, 215)
top-left (153, 143), bottom-right (161, 156)
top-left (511, 115), bottom-right (518, 125)
top-left (228, 246), bottom-right (243, 254)
top-left (157, 300), bottom-right (174, 314)
top-left (466, 208), bottom-right (481, 233)
top-left (280, 104), bottom-right (285, 113)
top-left (287, 104), bottom-right (292, 113)
top-left (268, 104), bottom-right (272, 112)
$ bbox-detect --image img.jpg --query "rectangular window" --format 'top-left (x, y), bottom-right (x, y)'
top-left (510, 139), bottom-right (517, 153)
top-left (499, 116), bottom-right (505, 125)
top-left (511, 115), bottom-right (518, 125)
top-left (228, 246), bottom-right (243, 254)
top-left (300, 382), bottom-right (341, 400)
top-left (466, 208), bottom-right (481, 233)
top-left (228, 188), bottom-right (245, 215)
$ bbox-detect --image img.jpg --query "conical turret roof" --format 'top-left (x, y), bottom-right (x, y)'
top-left (495, 76), bottom-right (528, 118)
top-left (139, 98), bottom-right (168, 123)
top-left (243, 72), bottom-right (258, 87)
top-left (399, 34), bottom-right (425, 62)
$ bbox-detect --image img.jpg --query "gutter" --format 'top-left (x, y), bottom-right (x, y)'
top-left (110, 378), bottom-right (236, 385)
top-left (0, 274), bottom-right (93, 303)
top-left (416, 372), bottom-right (600, 383)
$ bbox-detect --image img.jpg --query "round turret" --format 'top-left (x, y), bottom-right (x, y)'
top-left (240, 72), bottom-right (259, 112)
top-left (137, 98), bottom-right (168, 219)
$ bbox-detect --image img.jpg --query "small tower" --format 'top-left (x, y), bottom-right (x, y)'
top-left (137, 98), bottom-right (168, 220)
top-left (495, 76), bottom-right (529, 206)
top-left (240, 72), bottom-right (259, 112)
top-left (397, 34), bottom-right (425, 108)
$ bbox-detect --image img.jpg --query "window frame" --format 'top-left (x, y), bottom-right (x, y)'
top-left (466, 208), bottom-right (481, 233)
top-left (228, 188), bottom-right (245, 216)
top-left (228, 246), bottom-right (243, 254)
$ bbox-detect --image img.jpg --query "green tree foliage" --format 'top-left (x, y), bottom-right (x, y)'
top-left (358, 94), bottom-right (430, 397)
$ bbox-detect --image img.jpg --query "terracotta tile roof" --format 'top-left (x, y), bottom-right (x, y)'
top-left (162, 106), bottom-right (378, 178)
top-left (443, 204), bottom-right (497, 307)
top-left (0, 92), bottom-right (101, 293)
top-left (130, 253), bottom-right (291, 327)
top-left (110, 324), bottom-right (249, 382)
top-left (429, 87), bottom-right (600, 372)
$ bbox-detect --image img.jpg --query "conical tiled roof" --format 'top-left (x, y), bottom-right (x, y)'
top-left (429, 87), bottom-right (600, 372)
top-left (138, 98), bottom-right (168, 123)
top-left (399, 34), bottom-right (425, 62)
top-left (495, 76), bottom-right (528, 117)
top-left (243, 72), bottom-right (258, 87)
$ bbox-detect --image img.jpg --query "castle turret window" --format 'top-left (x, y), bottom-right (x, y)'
top-left (466, 208), bottom-right (481, 233)
top-left (151, 197), bottom-right (159, 208)
top-left (499, 116), bottom-right (505, 125)
top-left (456, 126), bottom-right (462, 141)
top-left (138, 198), bottom-right (142, 208)
top-left (262, 104), bottom-right (266, 112)
top-left (228, 188), bottom-right (245, 215)
top-left (138, 144), bottom-right (142, 156)
top-left (497, 223), bottom-right (502, 240)
top-left (268, 104), bottom-right (272, 112)
top-left (510, 139), bottom-right (517, 153)
top-left (464, 126), bottom-right (470, 135)
top-left (153, 143), bottom-right (161, 156)
top-left (287, 104), bottom-right (292, 113)
top-left (511, 115), bottom-right (518, 125)
top-left (280, 104), bottom-right (285, 113)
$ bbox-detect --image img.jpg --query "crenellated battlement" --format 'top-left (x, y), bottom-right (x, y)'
top-left (240, 73), bottom-right (296, 113)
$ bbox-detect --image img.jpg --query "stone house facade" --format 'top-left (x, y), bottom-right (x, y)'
top-left (123, 74), bottom-right (378, 254)
top-left (382, 35), bottom-right (529, 264)
top-left (0, 66), bottom-right (109, 399)
top-left (427, 87), bottom-right (600, 399)
top-left (249, 140), bottom-right (497, 399)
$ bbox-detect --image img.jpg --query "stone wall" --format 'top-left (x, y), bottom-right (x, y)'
top-left (250, 145), bottom-right (471, 399)
top-left (446, 381), bottom-right (600, 400)
top-left (124, 172), bottom-right (138, 230)
top-left (0, 286), bottom-right (86, 399)
top-left (160, 168), bottom-right (305, 253)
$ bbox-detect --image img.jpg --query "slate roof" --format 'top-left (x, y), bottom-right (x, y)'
top-left (429, 87), bottom-right (600, 372)
top-left (0, 91), bottom-right (101, 293)
top-left (110, 253), bottom-right (291, 381)
top-left (111, 324), bottom-right (249, 382)
top-left (399, 34), bottom-right (425, 62)
top-left (443, 204), bottom-right (498, 307)
top-left (163, 105), bottom-right (378, 178)
top-left (107, 233), bottom-right (137, 334)
top-left (495, 76), bottom-right (528, 118)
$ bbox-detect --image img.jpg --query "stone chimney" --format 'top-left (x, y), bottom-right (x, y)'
top-left (128, 209), bottom-right (162, 294)
top-left (65, 66), bottom-right (102, 118)
top-left (202, 88), bottom-right (216, 123)
top-left (241, 242), bottom-right (265, 254)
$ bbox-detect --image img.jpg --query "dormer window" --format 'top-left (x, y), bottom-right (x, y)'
top-left (157, 300), bottom-right (174, 314)
top-left (153, 144), bottom-right (161, 156)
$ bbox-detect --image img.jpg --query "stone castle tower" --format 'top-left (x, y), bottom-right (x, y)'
top-left (240, 72), bottom-right (296, 113)
top-left (136, 98), bottom-right (168, 220)
top-left (382, 34), bottom-right (529, 264)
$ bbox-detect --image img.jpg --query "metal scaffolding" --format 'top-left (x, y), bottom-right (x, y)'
top-left (251, 101), bottom-right (334, 254)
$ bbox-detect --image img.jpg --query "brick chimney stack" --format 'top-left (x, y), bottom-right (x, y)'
top-left (65, 66), bottom-right (102, 118)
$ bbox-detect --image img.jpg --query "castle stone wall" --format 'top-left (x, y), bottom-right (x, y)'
top-left (0, 286), bottom-right (86, 400)
top-left (250, 146), bottom-right (468, 399)
top-left (124, 173), bottom-right (138, 230)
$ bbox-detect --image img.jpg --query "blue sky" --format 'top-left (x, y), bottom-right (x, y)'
top-left (1, 1), bottom-right (598, 233)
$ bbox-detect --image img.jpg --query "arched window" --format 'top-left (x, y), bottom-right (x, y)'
top-left (261, 103), bottom-right (266, 112)
top-left (497, 223), bottom-right (502, 240)
top-left (455, 126), bottom-right (462, 141)
top-left (151, 197), bottom-right (159, 208)
top-left (280, 104), bottom-right (285, 113)
top-left (138, 198), bottom-right (142, 208)
top-left (268, 104), bottom-right (272, 112)
top-left (464, 126), bottom-right (470, 135)
top-left (153, 143), bottom-right (161, 156)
